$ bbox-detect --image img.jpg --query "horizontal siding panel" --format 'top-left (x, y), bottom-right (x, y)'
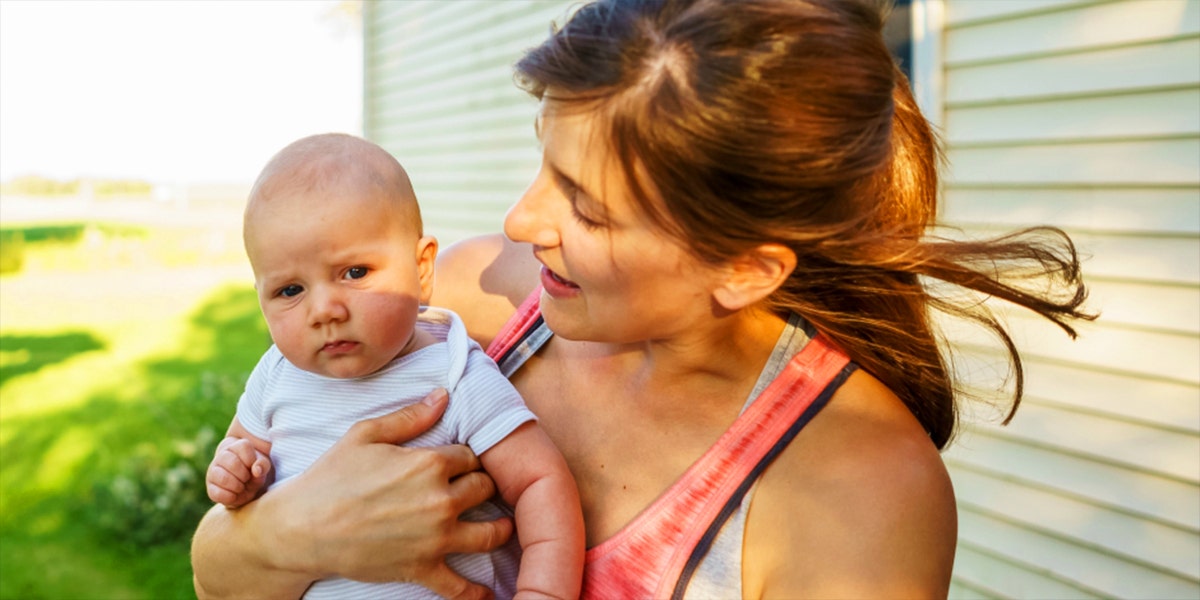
top-left (383, 127), bottom-right (537, 159)
top-left (944, 137), bottom-right (1200, 186)
top-left (956, 399), bottom-right (1200, 482)
top-left (1085, 278), bottom-right (1200, 334)
top-left (1021, 357), bottom-right (1200, 432)
top-left (933, 226), bottom-right (1199, 286)
top-left (373, 83), bottom-right (528, 126)
top-left (952, 543), bottom-right (1106, 599)
top-left (1069, 231), bottom-right (1200, 285)
top-left (946, 430), bottom-right (1200, 530)
top-left (952, 466), bottom-right (1200, 579)
top-left (945, 88), bottom-right (1200, 144)
top-left (945, 0), bottom-right (1095, 26)
top-left (945, 0), bottom-right (1200, 65)
top-left (946, 36), bottom-right (1200, 105)
top-left (952, 348), bottom-right (1200, 432)
top-left (940, 185), bottom-right (1200, 235)
top-left (947, 579), bottom-right (998, 600)
top-left (955, 508), bottom-right (1200, 598)
top-left (374, 106), bottom-right (538, 144)
top-left (945, 309), bottom-right (1200, 384)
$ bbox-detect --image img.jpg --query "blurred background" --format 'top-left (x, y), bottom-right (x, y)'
top-left (2, 1), bottom-right (1198, 599)
top-left (0, 1), bottom-right (360, 597)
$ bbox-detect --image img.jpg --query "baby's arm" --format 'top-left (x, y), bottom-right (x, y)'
top-left (206, 417), bottom-right (273, 509)
top-left (481, 421), bottom-right (584, 600)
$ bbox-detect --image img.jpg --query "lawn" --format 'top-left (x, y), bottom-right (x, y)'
top-left (0, 217), bottom-right (271, 599)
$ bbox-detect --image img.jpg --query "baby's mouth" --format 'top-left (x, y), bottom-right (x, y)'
top-left (322, 340), bottom-right (359, 353)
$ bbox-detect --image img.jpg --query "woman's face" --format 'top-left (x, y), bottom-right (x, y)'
top-left (504, 106), bottom-right (722, 344)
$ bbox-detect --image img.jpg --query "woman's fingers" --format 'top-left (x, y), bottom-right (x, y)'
top-left (347, 388), bottom-right (451, 445)
top-left (446, 514), bottom-right (514, 557)
top-left (420, 563), bottom-right (494, 600)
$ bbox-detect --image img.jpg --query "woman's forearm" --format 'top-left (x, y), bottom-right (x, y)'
top-left (191, 498), bottom-right (316, 600)
top-left (190, 391), bottom-right (510, 600)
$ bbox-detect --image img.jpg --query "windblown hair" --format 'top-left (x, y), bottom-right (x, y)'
top-left (515, 0), bottom-right (1093, 448)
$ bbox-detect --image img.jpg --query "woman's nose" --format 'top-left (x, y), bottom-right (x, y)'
top-left (504, 170), bottom-right (560, 248)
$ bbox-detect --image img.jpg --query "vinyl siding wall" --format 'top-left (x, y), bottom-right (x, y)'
top-left (363, 1), bottom-right (1200, 597)
top-left (363, 0), bottom-right (572, 244)
top-left (935, 1), bottom-right (1200, 598)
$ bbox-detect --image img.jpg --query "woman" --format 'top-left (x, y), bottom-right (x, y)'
top-left (192, 0), bottom-right (1091, 597)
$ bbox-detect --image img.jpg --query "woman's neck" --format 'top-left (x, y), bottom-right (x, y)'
top-left (585, 306), bottom-right (790, 413)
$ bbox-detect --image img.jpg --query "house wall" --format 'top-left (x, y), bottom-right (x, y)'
top-left (935, 1), bottom-right (1200, 597)
top-left (363, 1), bottom-right (1200, 597)
top-left (362, 0), bottom-right (568, 244)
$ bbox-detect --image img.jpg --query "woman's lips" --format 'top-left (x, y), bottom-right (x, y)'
top-left (540, 266), bottom-right (580, 297)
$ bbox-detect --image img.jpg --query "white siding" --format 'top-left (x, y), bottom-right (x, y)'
top-left (937, 1), bottom-right (1200, 598)
top-left (363, 0), bottom-right (575, 244)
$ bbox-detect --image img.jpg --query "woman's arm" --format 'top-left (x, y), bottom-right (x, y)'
top-left (191, 390), bottom-right (514, 600)
top-left (744, 371), bottom-right (957, 599)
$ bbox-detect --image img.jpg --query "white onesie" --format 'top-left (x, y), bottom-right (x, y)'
top-left (237, 307), bottom-right (535, 600)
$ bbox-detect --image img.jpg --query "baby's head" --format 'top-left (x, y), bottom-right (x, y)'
top-left (243, 133), bottom-right (437, 379)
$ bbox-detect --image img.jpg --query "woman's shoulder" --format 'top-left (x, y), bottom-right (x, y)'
top-left (744, 369), bottom-right (957, 598)
top-left (431, 234), bottom-right (542, 349)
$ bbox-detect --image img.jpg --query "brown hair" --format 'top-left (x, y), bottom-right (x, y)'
top-left (515, 0), bottom-right (1093, 448)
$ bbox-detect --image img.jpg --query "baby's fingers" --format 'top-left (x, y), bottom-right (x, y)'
top-left (206, 465), bottom-right (249, 506)
top-left (211, 448), bottom-right (254, 482)
top-left (251, 452), bottom-right (273, 480)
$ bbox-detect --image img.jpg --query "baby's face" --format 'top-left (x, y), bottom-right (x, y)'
top-left (245, 187), bottom-right (433, 379)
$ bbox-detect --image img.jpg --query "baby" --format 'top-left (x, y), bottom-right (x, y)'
top-left (204, 133), bottom-right (583, 599)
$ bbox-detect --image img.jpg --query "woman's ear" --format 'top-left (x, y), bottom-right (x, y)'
top-left (416, 235), bottom-right (439, 304)
top-left (712, 243), bottom-right (796, 311)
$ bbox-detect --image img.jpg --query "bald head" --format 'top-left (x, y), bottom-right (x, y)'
top-left (245, 133), bottom-right (423, 241)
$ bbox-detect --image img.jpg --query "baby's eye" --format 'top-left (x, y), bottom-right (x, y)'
top-left (278, 284), bottom-right (303, 298)
top-left (345, 267), bottom-right (368, 280)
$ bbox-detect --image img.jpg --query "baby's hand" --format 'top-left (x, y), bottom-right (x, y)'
top-left (206, 436), bottom-right (273, 509)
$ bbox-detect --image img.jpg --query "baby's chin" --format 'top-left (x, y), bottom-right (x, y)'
top-left (294, 353), bottom-right (392, 380)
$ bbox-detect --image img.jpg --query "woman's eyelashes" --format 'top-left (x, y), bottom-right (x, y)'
top-left (555, 172), bottom-right (604, 230)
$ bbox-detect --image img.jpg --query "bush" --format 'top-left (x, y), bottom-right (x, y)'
top-left (0, 229), bottom-right (24, 275)
top-left (91, 425), bottom-right (220, 550)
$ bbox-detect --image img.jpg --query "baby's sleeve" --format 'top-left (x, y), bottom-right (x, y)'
top-left (234, 345), bottom-right (284, 441)
top-left (445, 346), bottom-right (538, 456)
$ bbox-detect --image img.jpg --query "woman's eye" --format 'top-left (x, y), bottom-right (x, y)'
top-left (571, 205), bottom-right (603, 230)
top-left (345, 267), bottom-right (368, 280)
top-left (279, 285), bottom-right (303, 298)
top-left (556, 173), bottom-right (604, 229)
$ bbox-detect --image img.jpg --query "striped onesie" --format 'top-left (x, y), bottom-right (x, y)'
top-left (237, 307), bottom-right (534, 600)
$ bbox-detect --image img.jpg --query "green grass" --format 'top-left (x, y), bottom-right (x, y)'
top-left (0, 222), bottom-right (269, 599)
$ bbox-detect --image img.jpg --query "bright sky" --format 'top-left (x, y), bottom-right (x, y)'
top-left (0, 0), bottom-right (361, 185)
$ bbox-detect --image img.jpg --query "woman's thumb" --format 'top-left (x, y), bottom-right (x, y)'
top-left (348, 387), bottom-right (450, 445)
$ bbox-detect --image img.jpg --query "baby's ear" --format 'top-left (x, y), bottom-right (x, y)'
top-left (416, 235), bottom-right (439, 304)
top-left (711, 243), bottom-right (796, 312)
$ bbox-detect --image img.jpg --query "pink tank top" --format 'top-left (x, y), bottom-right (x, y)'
top-left (486, 288), bottom-right (856, 599)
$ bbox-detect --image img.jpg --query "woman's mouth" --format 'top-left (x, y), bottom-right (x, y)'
top-left (540, 266), bottom-right (581, 297)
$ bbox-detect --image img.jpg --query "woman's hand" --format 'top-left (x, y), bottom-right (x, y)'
top-left (192, 388), bottom-right (514, 600)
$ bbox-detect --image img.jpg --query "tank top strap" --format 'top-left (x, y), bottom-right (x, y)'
top-left (582, 333), bottom-right (856, 600)
top-left (486, 287), bottom-right (549, 377)
top-left (483, 286), bottom-right (858, 598)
